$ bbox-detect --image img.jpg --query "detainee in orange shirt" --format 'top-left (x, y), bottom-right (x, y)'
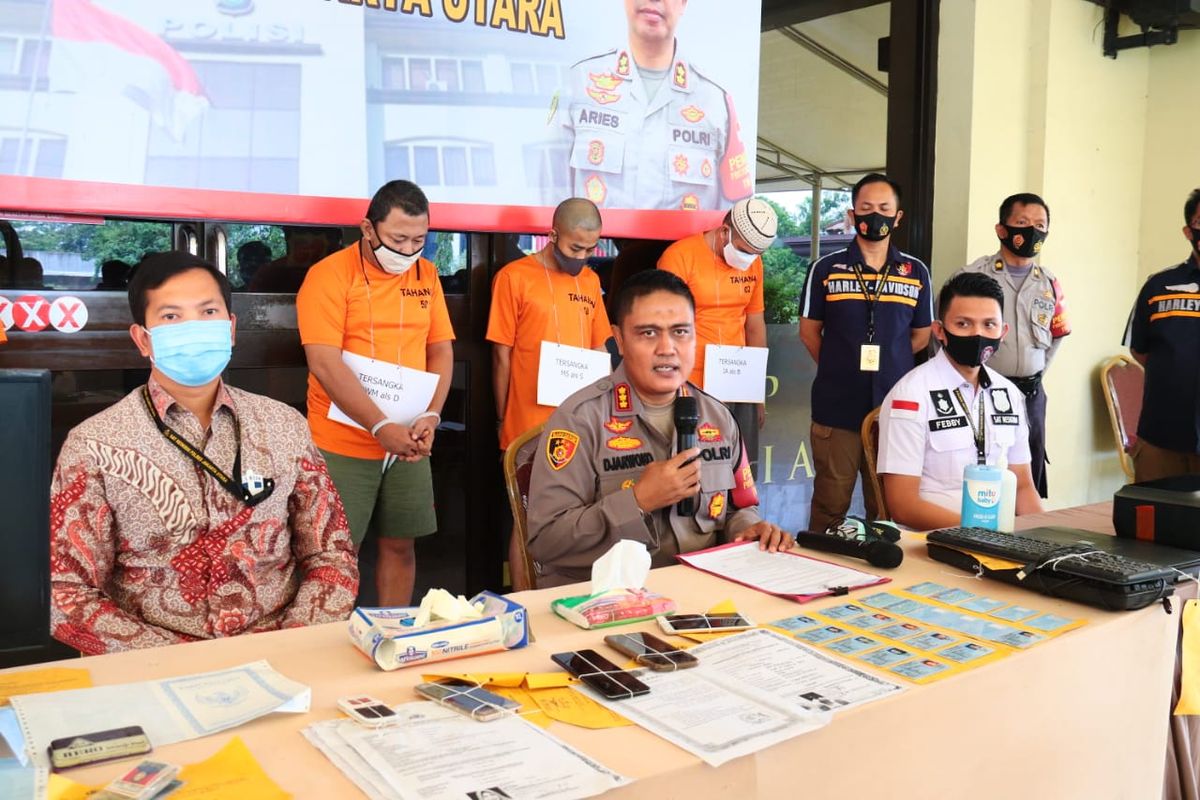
top-left (297, 180), bottom-right (455, 606)
top-left (657, 197), bottom-right (777, 472)
top-left (487, 198), bottom-right (611, 587)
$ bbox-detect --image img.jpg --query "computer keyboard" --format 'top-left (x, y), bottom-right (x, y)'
top-left (926, 527), bottom-right (1176, 585)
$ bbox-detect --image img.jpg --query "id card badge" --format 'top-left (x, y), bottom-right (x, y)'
top-left (537, 342), bottom-right (612, 406)
top-left (860, 344), bottom-right (881, 372)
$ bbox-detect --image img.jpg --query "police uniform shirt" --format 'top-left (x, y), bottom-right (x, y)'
top-left (957, 253), bottom-right (1071, 378)
top-left (553, 42), bottom-right (753, 211)
top-left (800, 240), bottom-right (934, 431)
top-left (877, 350), bottom-right (1032, 511)
top-left (1123, 257), bottom-right (1200, 453)
top-left (525, 363), bottom-right (761, 586)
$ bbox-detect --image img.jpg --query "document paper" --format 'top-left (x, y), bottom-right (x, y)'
top-left (304, 702), bottom-right (629, 800)
top-left (584, 629), bottom-right (899, 766)
top-left (678, 541), bottom-right (889, 600)
top-left (329, 351), bottom-right (439, 430)
top-left (10, 660), bottom-right (309, 769)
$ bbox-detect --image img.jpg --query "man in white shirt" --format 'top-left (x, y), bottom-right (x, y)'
top-left (877, 272), bottom-right (1043, 530)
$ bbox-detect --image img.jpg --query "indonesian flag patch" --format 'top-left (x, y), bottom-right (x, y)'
top-left (889, 399), bottom-right (920, 419)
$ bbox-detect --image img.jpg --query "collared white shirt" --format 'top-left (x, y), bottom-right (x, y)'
top-left (877, 350), bottom-right (1032, 511)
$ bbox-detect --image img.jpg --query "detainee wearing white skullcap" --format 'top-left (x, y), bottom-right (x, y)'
top-left (657, 197), bottom-right (779, 475)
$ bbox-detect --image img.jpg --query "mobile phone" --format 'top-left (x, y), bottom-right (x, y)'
top-left (550, 649), bottom-right (651, 700)
top-left (413, 679), bottom-right (520, 722)
top-left (657, 613), bottom-right (755, 635)
top-left (48, 726), bottom-right (152, 770)
top-left (337, 695), bottom-right (400, 728)
top-left (604, 631), bottom-right (699, 671)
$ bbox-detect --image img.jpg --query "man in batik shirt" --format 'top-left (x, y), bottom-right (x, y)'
top-left (50, 252), bottom-right (358, 654)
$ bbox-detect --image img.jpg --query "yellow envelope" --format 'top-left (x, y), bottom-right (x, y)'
top-left (1176, 600), bottom-right (1200, 715)
top-left (47, 737), bottom-right (289, 800)
top-left (420, 672), bottom-right (576, 690)
top-left (487, 686), bottom-right (552, 728)
top-left (706, 599), bottom-right (739, 615)
top-left (0, 668), bottom-right (90, 706)
top-left (528, 686), bottom-right (631, 729)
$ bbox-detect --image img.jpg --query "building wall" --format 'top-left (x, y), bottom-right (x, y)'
top-left (931, 0), bottom-right (1187, 510)
top-left (1138, 30), bottom-right (1200, 284)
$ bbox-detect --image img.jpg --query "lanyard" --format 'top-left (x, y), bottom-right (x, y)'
top-left (851, 262), bottom-right (893, 343)
top-left (952, 387), bottom-right (987, 465)
top-left (141, 386), bottom-right (275, 506)
top-left (540, 253), bottom-right (586, 346)
top-left (358, 246), bottom-right (408, 364)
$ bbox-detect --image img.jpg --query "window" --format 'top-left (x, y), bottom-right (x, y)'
top-left (409, 58), bottom-right (432, 91)
top-left (0, 134), bottom-right (68, 178)
top-left (224, 223), bottom-right (342, 293)
top-left (385, 141), bottom-right (498, 187)
top-left (0, 37), bottom-right (17, 75)
top-left (378, 55), bottom-right (487, 94)
top-left (434, 59), bottom-right (459, 92)
top-left (382, 56), bottom-right (406, 90)
top-left (1, 219), bottom-right (171, 292)
top-left (145, 61), bottom-right (301, 195)
top-left (462, 60), bottom-right (485, 92)
top-left (510, 63), bottom-right (534, 95)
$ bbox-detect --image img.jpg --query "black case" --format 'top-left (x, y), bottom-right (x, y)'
top-left (926, 543), bottom-right (1173, 612)
top-left (1113, 475), bottom-right (1200, 551)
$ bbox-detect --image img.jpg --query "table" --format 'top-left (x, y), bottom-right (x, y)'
top-left (5, 504), bottom-right (1181, 799)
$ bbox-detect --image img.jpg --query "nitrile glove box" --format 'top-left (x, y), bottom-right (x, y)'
top-left (349, 591), bottom-right (529, 671)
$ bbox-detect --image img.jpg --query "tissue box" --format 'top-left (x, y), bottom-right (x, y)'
top-left (349, 591), bottom-right (529, 670)
top-left (551, 588), bottom-right (675, 630)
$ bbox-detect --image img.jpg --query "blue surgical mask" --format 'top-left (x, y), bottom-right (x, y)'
top-left (145, 319), bottom-right (233, 387)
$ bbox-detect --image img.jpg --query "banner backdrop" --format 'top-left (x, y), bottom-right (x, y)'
top-left (0, 0), bottom-right (762, 236)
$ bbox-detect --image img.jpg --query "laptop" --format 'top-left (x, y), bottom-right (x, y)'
top-left (1012, 526), bottom-right (1200, 576)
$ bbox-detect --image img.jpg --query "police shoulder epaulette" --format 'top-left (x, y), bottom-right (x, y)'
top-left (688, 61), bottom-right (728, 94)
top-left (569, 48), bottom-right (618, 71)
top-left (558, 377), bottom-right (609, 415)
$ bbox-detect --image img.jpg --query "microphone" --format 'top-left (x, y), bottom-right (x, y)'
top-left (674, 395), bottom-right (699, 516)
top-left (794, 530), bottom-right (905, 569)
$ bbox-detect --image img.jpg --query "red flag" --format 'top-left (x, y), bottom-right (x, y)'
top-left (50, 0), bottom-right (207, 138)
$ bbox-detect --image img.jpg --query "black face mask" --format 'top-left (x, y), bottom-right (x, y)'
top-left (853, 212), bottom-right (896, 242)
top-left (942, 331), bottom-right (1001, 368)
top-left (1001, 224), bottom-right (1048, 259)
top-left (551, 244), bottom-right (586, 277)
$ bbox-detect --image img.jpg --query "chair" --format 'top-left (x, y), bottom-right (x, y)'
top-left (1100, 355), bottom-right (1144, 481)
top-left (860, 406), bottom-right (889, 520)
top-left (503, 423), bottom-right (545, 591)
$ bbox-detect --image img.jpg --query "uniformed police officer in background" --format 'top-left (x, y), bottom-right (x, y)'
top-left (877, 273), bottom-right (1043, 531)
top-left (525, 270), bottom-right (789, 588)
top-left (551, 0), bottom-right (753, 211)
top-left (955, 193), bottom-right (1069, 498)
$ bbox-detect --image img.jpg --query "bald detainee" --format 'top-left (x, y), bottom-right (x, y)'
top-left (487, 198), bottom-right (613, 587)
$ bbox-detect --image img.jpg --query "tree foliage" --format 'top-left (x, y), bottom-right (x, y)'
top-left (14, 220), bottom-right (171, 277)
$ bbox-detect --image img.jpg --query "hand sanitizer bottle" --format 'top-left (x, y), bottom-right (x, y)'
top-left (996, 455), bottom-right (1017, 532)
top-left (961, 463), bottom-right (1003, 530)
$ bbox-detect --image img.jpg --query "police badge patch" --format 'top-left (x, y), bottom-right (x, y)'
top-left (930, 389), bottom-right (955, 417)
top-left (990, 388), bottom-right (1012, 414)
top-left (546, 429), bottom-right (581, 470)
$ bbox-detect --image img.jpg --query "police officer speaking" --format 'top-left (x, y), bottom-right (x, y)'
top-left (955, 193), bottom-right (1069, 498)
top-left (525, 270), bottom-right (790, 588)
top-left (550, 0), bottom-right (753, 210)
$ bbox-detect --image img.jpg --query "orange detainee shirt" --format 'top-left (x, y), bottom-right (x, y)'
top-left (486, 254), bottom-right (610, 450)
top-left (658, 233), bottom-right (764, 388)
top-left (296, 243), bottom-right (456, 459)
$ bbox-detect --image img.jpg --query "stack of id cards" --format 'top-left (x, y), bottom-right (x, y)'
top-left (92, 760), bottom-right (180, 800)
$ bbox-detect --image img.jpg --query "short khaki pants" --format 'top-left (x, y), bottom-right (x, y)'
top-left (320, 450), bottom-right (437, 546)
